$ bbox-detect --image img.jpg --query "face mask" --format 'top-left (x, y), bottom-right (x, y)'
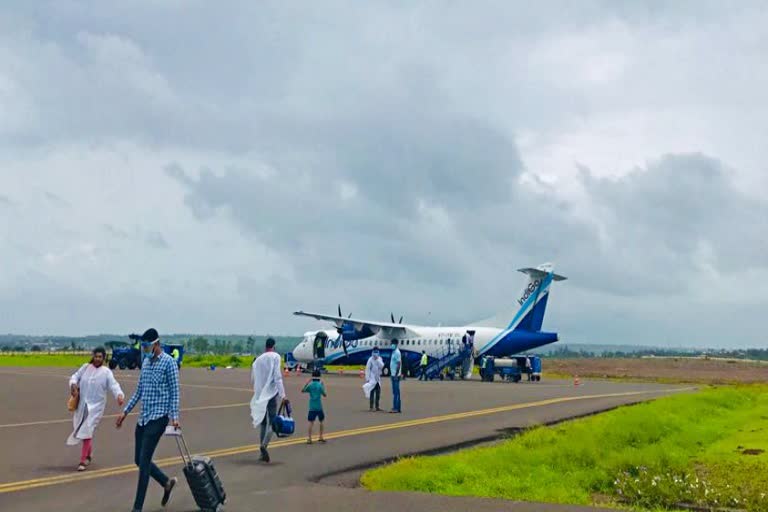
top-left (142, 342), bottom-right (156, 360)
top-left (391, 344), bottom-right (396, 350)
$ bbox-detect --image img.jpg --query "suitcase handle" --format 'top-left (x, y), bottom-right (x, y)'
top-left (174, 430), bottom-right (193, 466)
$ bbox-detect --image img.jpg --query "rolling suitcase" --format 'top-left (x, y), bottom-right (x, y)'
top-left (175, 432), bottom-right (226, 512)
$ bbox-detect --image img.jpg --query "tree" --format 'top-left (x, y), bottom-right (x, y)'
top-left (31, 345), bottom-right (42, 352)
top-left (189, 337), bottom-right (209, 354)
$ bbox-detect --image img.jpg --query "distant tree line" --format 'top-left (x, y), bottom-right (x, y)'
top-left (0, 334), bottom-right (299, 355)
top-left (186, 336), bottom-right (254, 355)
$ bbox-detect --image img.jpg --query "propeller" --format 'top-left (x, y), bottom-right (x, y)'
top-left (390, 312), bottom-right (404, 324)
top-left (336, 305), bottom-right (351, 356)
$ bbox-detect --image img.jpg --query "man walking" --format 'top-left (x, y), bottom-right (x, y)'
top-left (418, 350), bottom-right (428, 381)
top-left (250, 338), bottom-right (287, 463)
top-left (115, 328), bottom-right (180, 512)
top-left (389, 339), bottom-right (402, 413)
top-left (364, 348), bottom-right (384, 411)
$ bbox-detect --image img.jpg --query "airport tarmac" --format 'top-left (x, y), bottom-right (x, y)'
top-left (0, 366), bottom-right (691, 511)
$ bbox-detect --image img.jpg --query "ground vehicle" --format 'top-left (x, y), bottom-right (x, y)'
top-left (164, 344), bottom-right (185, 368)
top-left (107, 338), bottom-right (185, 370)
top-left (107, 341), bottom-right (141, 370)
top-left (479, 355), bottom-right (542, 382)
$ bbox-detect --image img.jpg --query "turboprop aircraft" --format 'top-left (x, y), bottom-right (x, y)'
top-left (291, 263), bottom-right (566, 377)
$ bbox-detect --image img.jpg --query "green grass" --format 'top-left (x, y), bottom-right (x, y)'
top-left (182, 354), bottom-right (250, 368)
top-left (362, 385), bottom-right (768, 511)
top-left (0, 353), bottom-right (369, 371)
top-left (0, 354), bottom-right (90, 367)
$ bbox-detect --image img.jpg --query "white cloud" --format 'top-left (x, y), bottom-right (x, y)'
top-left (0, 1), bottom-right (765, 346)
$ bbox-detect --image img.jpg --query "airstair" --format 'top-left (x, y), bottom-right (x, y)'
top-left (423, 344), bottom-right (473, 380)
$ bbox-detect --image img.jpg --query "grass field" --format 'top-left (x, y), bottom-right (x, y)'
top-left (546, 358), bottom-right (768, 384)
top-left (362, 385), bottom-right (768, 511)
top-left (0, 354), bottom-right (88, 367)
top-left (0, 353), bottom-right (366, 372)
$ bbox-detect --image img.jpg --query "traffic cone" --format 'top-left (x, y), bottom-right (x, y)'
top-left (574, 375), bottom-right (581, 387)
top-left (339, 369), bottom-right (344, 375)
top-left (284, 367), bottom-right (289, 377)
top-left (358, 368), bottom-right (364, 379)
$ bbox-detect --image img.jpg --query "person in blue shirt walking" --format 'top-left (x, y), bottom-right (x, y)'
top-left (115, 328), bottom-right (180, 512)
top-left (389, 339), bottom-right (402, 414)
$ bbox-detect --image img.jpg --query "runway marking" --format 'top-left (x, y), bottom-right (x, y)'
top-left (0, 387), bottom-right (692, 494)
top-left (0, 402), bottom-right (250, 429)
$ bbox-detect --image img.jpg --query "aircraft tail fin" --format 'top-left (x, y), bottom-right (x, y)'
top-left (508, 263), bottom-right (566, 332)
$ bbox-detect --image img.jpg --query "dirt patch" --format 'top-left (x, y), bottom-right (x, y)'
top-left (546, 358), bottom-right (768, 384)
top-left (741, 448), bottom-right (765, 455)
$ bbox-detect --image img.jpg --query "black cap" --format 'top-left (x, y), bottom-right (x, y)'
top-left (141, 328), bottom-right (159, 343)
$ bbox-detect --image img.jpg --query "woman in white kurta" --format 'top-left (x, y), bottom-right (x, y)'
top-left (67, 347), bottom-right (124, 471)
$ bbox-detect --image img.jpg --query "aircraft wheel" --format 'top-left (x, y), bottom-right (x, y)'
top-left (382, 366), bottom-right (390, 377)
top-left (118, 360), bottom-right (127, 370)
top-left (108, 360), bottom-right (117, 370)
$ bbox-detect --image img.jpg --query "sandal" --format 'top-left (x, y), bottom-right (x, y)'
top-left (77, 463), bottom-right (87, 472)
top-left (318, 438), bottom-right (327, 444)
top-left (306, 439), bottom-right (313, 444)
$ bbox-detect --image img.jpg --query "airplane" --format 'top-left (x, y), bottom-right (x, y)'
top-left (290, 263), bottom-right (566, 377)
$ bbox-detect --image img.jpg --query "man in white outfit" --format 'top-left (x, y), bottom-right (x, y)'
top-left (363, 348), bottom-right (384, 411)
top-left (250, 338), bottom-right (286, 463)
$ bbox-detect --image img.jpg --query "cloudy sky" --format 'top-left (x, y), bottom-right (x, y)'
top-left (1, 1), bottom-right (766, 347)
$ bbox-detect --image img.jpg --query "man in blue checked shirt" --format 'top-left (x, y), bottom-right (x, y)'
top-left (116, 328), bottom-right (180, 512)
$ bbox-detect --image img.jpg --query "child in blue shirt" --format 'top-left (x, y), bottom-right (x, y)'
top-left (301, 369), bottom-right (327, 444)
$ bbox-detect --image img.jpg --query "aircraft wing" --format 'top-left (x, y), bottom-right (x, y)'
top-left (293, 310), bottom-right (419, 338)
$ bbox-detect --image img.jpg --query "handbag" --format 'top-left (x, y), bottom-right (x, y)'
top-left (68, 389), bottom-right (80, 412)
top-left (271, 400), bottom-right (295, 437)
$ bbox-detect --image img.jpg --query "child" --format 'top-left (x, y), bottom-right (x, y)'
top-left (301, 369), bottom-right (327, 444)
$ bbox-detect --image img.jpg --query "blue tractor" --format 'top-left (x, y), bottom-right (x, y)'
top-left (107, 339), bottom-right (142, 370)
top-left (107, 336), bottom-right (185, 370)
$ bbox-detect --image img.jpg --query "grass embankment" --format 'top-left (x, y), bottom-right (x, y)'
top-left (363, 386), bottom-right (768, 511)
top-left (0, 354), bottom-right (88, 367)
